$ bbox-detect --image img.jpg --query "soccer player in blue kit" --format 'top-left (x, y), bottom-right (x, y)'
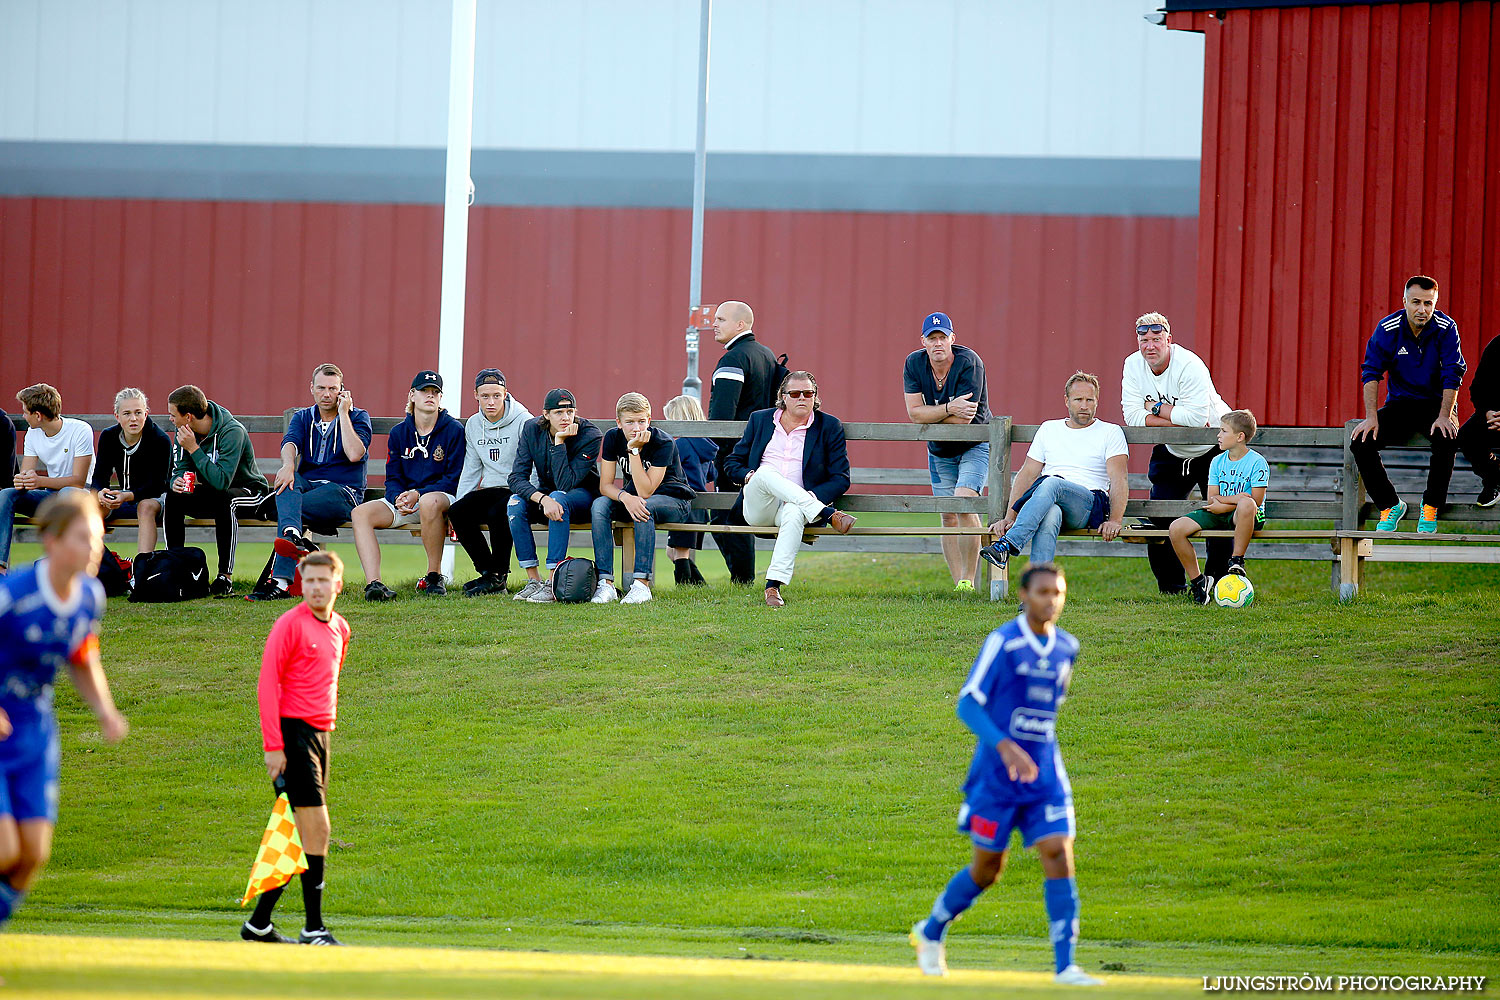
top-left (0, 491), bottom-right (129, 928)
top-left (910, 562), bottom-right (1101, 985)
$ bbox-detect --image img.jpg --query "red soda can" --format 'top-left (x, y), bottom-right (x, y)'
top-left (181, 471), bottom-right (196, 492)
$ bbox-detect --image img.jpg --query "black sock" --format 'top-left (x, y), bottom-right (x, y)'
top-left (250, 883), bottom-right (284, 928)
top-left (766, 578), bottom-right (786, 590)
top-left (1190, 574), bottom-right (1205, 586)
top-left (674, 558), bottom-right (692, 583)
top-left (301, 854), bottom-right (326, 931)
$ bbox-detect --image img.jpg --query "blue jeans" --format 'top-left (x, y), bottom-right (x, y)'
top-left (271, 476), bottom-right (358, 579)
top-left (507, 488), bottom-right (594, 570)
top-left (1002, 477), bottom-right (1096, 565)
top-left (929, 441), bottom-right (991, 496)
top-left (591, 493), bottom-right (691, 581)
top-left (0, 488), bottom-right (58, 566)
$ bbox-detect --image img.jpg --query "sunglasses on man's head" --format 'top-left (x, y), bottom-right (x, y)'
top-left (1136, 324), bottom-right (1168, 334)
top-left (784, 390), bottom-right (817, 399)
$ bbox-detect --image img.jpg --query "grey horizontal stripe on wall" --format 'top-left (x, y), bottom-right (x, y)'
top-left (0, 142), bottom-right (1199, 217)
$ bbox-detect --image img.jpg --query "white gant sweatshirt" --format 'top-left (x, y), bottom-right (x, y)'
top-left (1120, 345), bottom-right (1231, 459)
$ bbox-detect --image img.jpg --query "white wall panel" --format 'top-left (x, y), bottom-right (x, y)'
top-left (0, 0), bottom-right (1203, 158)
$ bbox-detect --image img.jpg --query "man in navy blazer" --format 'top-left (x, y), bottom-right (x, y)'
top-left (722, 371), bottom-right (856, 606)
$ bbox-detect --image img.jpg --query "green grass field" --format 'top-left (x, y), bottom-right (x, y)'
top-left (2, 538), bottom-right (1497, 996)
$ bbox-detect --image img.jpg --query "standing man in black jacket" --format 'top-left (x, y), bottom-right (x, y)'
top-left (506, 388), bottom-right (603, 603)
top-left (1458, 334), bottom-right (1500, 507)
top-left (707, 300), bottom-right (778, 585)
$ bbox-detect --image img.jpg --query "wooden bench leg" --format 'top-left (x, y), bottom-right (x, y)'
top-left (989, 561), bottom-right (1008, 602)
top-left (1336, 537), bottom-right (1363, 602)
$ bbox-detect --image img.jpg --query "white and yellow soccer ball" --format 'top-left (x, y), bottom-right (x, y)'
top-left (1214, 574), bottom-right (1255, 608)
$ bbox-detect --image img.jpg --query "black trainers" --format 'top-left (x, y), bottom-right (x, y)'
top-left (298, 927), bottom-right (342, 946)
top-left (246, 581), bottom-right (292, 602)
top-left (1190, 575), bottom-right (1215, 606)
top-left (364, 581), bottom-right (396, 602)
top-left (241, 920), bottom-right (296, 944)
top-left (209, 575), bottom-right (235, 598)
top-left (979, 539), bottom-right (1013, 569)
top-left (421, 571), bottom-right (447, 596)
top-left (462, 571), bottom-right (507, 597)
top-left (1225, 557), bottom-right (1248, 579)
top-left (1479, 482), bottom-right (1500, 508)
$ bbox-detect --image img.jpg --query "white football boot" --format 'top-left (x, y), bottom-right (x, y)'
top-left (1054, 964), bottom-right (1103, 986)
top-left (909, 922), bottom-right (946, 976)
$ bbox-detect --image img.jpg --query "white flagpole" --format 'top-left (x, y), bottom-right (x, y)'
top-left (438, 0), bottom-right (478, 582)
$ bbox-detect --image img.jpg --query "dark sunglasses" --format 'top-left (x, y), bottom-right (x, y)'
top-left (1136, 324), bottom-right (1168, 334)
top-left (784, 389), bottom-right (817, 399)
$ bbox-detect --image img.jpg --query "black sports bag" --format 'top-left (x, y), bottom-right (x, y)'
top-left (129, 547), bottom-right (211, 602)
top-left (550, 556), bottom-right (599, 604)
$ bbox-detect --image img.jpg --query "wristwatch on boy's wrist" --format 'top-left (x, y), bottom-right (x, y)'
top-left (1151, 399), bottom-right (1165, 416)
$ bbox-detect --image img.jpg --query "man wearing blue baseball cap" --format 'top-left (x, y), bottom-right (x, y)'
top-left (903, 312), bottom-right (991, 593)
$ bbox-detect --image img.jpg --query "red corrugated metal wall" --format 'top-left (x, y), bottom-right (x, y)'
top-left (0, 197), bottom-right (1196, 465)
top-left (1170, 1), bottom-right (1499, 426)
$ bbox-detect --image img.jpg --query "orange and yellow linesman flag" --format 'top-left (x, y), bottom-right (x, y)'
top-left (239, 792), bottom-right (307, 906)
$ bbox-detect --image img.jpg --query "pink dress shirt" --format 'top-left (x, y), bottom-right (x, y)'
top-left (760, 411), bottom-right (814, 489)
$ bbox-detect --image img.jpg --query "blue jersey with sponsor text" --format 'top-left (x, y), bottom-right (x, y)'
top-left (0, 560), bottom-right (104, 764)
top-left (959, 616), bottom-right (1077, 805)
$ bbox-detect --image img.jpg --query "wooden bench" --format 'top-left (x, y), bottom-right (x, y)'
top-left (9, 412), bottom-right (1494, 601)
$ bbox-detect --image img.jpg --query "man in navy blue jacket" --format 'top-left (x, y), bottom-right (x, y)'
top-left (1350, 276), bottom-right (1467, 532)
top-left (250, 363), bottom-right (372, 601)
top-left (1457, 334), bottom-right (1500, 508)
top-left (352, 371), bottom-right (465, 599)
top-left (722, 371), bottom-right (855, 607)
top-left (505, 388), bottom-right (603, 603)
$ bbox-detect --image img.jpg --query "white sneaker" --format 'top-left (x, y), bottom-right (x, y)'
top-left (620, 580), bottom-right (653, 605)
top-left (909, 922), bottom-right (946, 976)
top-left (591, 580), bottom-right (619, 604)
top-left (1054, 965), bottom-right (1103, 986)
top-left (512, 579), bottom-right (545, 601)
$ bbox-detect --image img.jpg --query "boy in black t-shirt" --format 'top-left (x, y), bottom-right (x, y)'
top-left (91, 388), bottom-right (172, 555)
top-left (588, 393), bottom-right (694, 605)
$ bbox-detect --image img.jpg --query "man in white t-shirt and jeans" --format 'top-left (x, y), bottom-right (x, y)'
top-left (1120, 312), bottom-right (1233, 594)
top-left (0, 383), bottom-right (95, 573)
top-left (981, 372), bottom-right (1128, 569)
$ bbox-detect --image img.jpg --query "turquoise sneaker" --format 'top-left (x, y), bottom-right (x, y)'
top-left (1376, 499), bottom-right (1407, 531)
top-left (1418, 504), bottom-right (1438, 533)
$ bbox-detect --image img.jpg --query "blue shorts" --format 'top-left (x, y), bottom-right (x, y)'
top-left (957, 792), bottom-right (1074, 850)
top-left (929, 442), bottom-right (990, 496)
top-left (0, 727), bottom-right (61, 824)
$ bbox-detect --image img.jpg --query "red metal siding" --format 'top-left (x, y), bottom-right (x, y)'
top-left (1171, 1), bottom-right (1499, 425)
top-left (1, 197), bottom-right (1196, 465)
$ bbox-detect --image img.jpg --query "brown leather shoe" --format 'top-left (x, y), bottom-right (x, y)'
top-left (828, 510), bottom-right (857, 534)
top-left (764, 585), bottom-right (785, 607)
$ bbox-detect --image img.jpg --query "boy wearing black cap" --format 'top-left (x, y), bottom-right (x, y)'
top-left (449, 369), bottom-right (533, 596)
top-left (351, 371), bottom-right (465, 599)
top-left (505, 388), bottom-right (602, 603)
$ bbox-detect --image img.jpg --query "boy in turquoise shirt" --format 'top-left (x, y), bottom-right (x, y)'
top-left (1168, 410), bottom-right (1269, 605)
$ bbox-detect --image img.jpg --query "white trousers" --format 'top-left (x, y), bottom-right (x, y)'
top-left (742, 466), bottom-right (828, 584)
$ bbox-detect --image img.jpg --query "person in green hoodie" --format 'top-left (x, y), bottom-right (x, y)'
top-left (165, 385), bottom-right (272, 597)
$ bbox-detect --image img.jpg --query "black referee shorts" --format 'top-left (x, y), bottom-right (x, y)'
top-left (278, 717), bottom-right (331, 808)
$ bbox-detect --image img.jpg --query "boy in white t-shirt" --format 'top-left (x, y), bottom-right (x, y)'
top-left (981, 373), bottom-right (1129, 569)
top-left (1168, 410), bottom-right (1270, 605)
top-left (0, 383), bottom-right (94, 572)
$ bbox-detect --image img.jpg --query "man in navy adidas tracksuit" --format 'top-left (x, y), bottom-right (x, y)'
top-left (1349, 276), bottom-right (1467, 533)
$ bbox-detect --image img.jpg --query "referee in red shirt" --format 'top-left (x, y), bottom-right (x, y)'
top-left (242, 550), bottom-right (351, 946)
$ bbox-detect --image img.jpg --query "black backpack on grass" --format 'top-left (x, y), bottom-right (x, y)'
top-left (129, 547), bottom-right (210, 602)
top-left (550, 556), bottom-right (598, 604)
top-left (96, 546), bottom-right (133, 598)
